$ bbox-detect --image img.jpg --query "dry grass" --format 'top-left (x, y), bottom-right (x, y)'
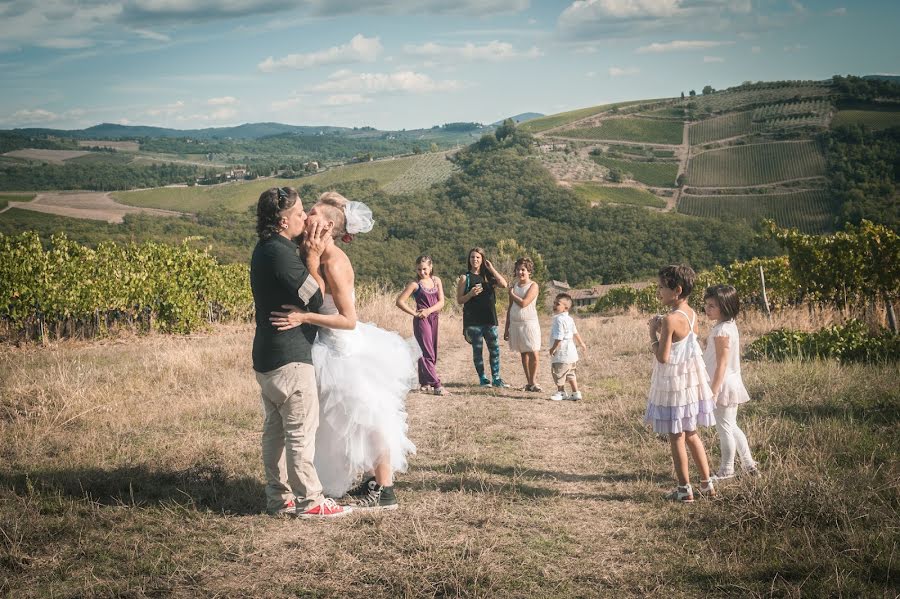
top-left (1, 297), bottom-right (897, 597)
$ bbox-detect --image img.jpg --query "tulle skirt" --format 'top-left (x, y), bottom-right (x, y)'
top-left (312, 322), bottom-right (420, 497)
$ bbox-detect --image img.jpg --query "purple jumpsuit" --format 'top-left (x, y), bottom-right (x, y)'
top-left (413, 281), bottom-right (442, 388)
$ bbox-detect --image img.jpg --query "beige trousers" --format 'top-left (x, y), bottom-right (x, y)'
top-left (255, 362), bottom-right (324, 511)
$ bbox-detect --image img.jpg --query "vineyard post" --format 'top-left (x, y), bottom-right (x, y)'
top-left (758, 264), bottom-right (771, 321)
top-left (887, 300), bottom-right (898, 334)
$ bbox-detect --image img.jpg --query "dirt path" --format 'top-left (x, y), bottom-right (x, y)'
top-left (2, 192), bottom-right (186, 223)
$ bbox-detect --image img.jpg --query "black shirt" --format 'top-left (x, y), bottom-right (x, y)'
top-left (462, 271), bottom-right (498, 327)
top-left (250, 235), bottom-right (323, 372)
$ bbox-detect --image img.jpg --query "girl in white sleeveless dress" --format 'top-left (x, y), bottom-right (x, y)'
top-left (645, 265), bottom-right (716, 503)
top-left (504, 257), bottom-right (542, 391)
top-left (270, 192), bottom-right (418, 510)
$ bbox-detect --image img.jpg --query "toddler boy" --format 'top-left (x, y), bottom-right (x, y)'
top-left (548, 293), bottom-right (587, 401)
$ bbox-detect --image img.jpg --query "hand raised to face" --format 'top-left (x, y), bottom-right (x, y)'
top-left (302, 219), bottom-right (332, 259)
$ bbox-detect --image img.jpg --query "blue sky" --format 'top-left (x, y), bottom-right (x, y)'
top-left (1, 1), bottom-right (897, 131)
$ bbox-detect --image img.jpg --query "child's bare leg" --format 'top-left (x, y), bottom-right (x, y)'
top-left (568, 375), bottom-right (579, 393)
top-left (519, 353), bottom-right (530, 384)
top-left (684, 431), bottom-right (711, 481)
top-left (373, 454), bottom-right (393, 487)
top-left (669, 432), bottom-right (690, 486)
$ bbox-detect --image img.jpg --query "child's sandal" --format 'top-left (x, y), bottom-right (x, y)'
top-left (698, 479), bottom-right (717, 498)
top-left (666, 484), bottom-right (694, 503)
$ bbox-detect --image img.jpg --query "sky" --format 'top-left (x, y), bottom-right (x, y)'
top-left (1, 1), bottom-right (898, 132)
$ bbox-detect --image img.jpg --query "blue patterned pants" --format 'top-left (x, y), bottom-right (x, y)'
top-left (465, 325), bottom-right (501, 380)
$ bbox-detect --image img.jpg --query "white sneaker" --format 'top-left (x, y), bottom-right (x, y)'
top-left (566, 391), bottom-right (583, 401)
top-left (548, 391), bottom-right (565, 401)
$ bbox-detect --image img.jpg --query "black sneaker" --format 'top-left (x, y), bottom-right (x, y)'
top-left (346, 475), bottom-right (377, 499)
top-left (353, 484), bottom-right (399, 511)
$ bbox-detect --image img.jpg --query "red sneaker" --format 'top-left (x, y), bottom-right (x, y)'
top-left (297, 498), bottom-right (353, 519)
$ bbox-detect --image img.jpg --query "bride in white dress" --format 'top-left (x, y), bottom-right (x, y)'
top-left (270, 192), bottom-right (419, 510)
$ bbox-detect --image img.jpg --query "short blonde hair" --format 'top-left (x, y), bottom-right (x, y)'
top-left (316, 191), bottom-right (348, 238)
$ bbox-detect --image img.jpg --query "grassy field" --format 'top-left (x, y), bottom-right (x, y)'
top-left (572, 183), bottom-right (666, 208)
top-left (678, 84), bottom-right (832, 113)
top-left (590, 156), bottom-right (678, 187)
top-left (831, 108), bottom-right (900, 130)
top-left (2, 149), bottom-right (92, 164)
top-left (689, 112), bottom-right (753, 145)
top-left (686, 141), bottom-right (826, 187)
top-left (115, 153), bottom-right (457, 212)
top-left (520, 101), bottom-right (654, 134)
top-left (561, 118), bottom-right (683, 145)
top-left (677, 189), bottom-right (837, 233)
top-left (0, 192), bottom-right (36, 210)
top-left (1, 296), bottom-right (897, 597)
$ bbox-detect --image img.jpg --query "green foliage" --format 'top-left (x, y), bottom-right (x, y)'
top-left (562, 118), bottom-right (683, 144)
top-left (590, 156), bottom-right (678, 187)
top-left (0, 132), bottom-right (80, 153)
top-left (831, 75), bottom-right (900, 102)
top-left (0, 161), bottom-right (203, 191)
top-left (686, 141), bottom-right (826, 187)
top-left (519, 100), bottom-right (651, 133)
top-left (0, 232), bottom-right (252, 339)
top-left (689, 112), bottom-right (753, 145)
top-left (825, 125), bottom-right (899, 229)
top-left (592, 286), bottom-right (662, 314)
top-left (831, 109), bottom-right (900, 130)
top-left (746, 320), bottom-right (900, 364)
top-left (677, 190), bottom-right (837, 234)
top-left (0, 193), bottom-right (35, 210)
top-left (764, 220), bottom-right (900, 307)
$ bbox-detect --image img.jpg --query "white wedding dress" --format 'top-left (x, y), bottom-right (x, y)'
top-left (312, 293), bottom-right (420, 497)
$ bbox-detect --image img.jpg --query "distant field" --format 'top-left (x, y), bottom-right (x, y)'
top-left (638, 106), bottom-right (686, 119)
top-left (116, 153), bottom-right (456, 212)
top-left (77, 140), bottom-right (140, 152)
top-left (590, 156), bottom-right (678, 187)
top-left (689, 112), bottom-right (753, 145)
top-left (561, 118), bottom-right (683, 145)
top-left (2, 149), bottom-right (91, 164)
top-left (686, 141), bottom-right (826, 187)
top-left (66, 152), bottom-right (136, 166)
top-left (520, 100), bottom-right (652, 133)
top-left (680, 84), bottom-right (832, 113)
top-left (831, 108), bottom-right (900, 130)
top-left (677, 189), bottom-right (836, 233)
top-left (571, 183), bottom-right (666, 208)
top-left (0, 192), bottom-right (36, 210)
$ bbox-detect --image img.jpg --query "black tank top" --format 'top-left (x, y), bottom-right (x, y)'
top-left (462, 271), bottom-right (498, 327)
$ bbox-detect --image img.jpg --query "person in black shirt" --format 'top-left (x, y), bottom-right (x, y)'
top-left (456, 247), bottom-right (510, 388)
top-left (250, 186), bottom-right (350, 519)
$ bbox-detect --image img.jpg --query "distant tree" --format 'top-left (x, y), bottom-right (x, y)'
top-left (680, 91), bottom-right (685, 100)
top-left (702, 85), bottom-right (715, 95)
top-left (412, 145), bottom-right (421, 155)
top-left (689, 90), bottom-right (697, 97)
top-left (607, 167), bottom-right (625, 183)
top-left (430, 142), bottom-right (439, 153)
top-left (495, 118), bottom-right (517, 142)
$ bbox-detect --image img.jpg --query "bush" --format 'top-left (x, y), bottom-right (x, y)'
top-left (745, 320), bottom-right (900, 364)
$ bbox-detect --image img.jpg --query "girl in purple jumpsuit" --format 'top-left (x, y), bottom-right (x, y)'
top-left (396, 256), bottom-right (449, 395)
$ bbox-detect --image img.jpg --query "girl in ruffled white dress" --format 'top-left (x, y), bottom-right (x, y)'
top-left (271, 192), bottom-right (418, 511)
top-left (504, 257), bottom-right (542, 391)
top-left (703, 285), bottom-right (757, 481)
top-left (645, 265), bottom-right (717, 503)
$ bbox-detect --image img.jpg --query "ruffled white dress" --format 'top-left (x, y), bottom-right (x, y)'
top-left (644, 309), bottom-right (716, 434)
top-left (703, 320), bottom-right (751, 407)
top-left (312, 293), bottom-right (419, 497)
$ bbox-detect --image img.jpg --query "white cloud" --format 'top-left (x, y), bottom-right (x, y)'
top-left (826, 7), bottom-right (846, 16)
top-left (324, 94), bottom-right (371, 106)
top-left (209, 107), bottom-right (237, 120)
top-left (131, 28), bottom-right (171, 42)
top-left (145, 100), bottom-right (185, 116)
top-left (312, 70), bottom-right (463, 94)
top-left (636, 40), bottom-right (733, 53)
top-left (258, 34), bottom-right (383, 72)
top-left (751, 45), bottom-right (761, 54)
top-left (703, 56), bottom-right (725, 63)
top-left (609, 66), bottom-right (639, 77)
top-left (308, 0), bottom-right (528, 17)
top-left (37, 38), bottom-right (95, 50)
top-left (207, 96), bottom-right (237, 106)
top-left (403, 40), bottom-right (542, 62)
top-left (12, 109), bottom-right (60, 123)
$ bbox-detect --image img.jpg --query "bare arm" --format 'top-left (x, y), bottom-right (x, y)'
top-left (548, 339), bottom-right (561, 357)
top-left (710, 335), bottom-right (730, 396)
top-left (574, 332), bottom-right (587, 351)
top-left (504, 302), bottom-right (511, 340)
top-left (271, 252), bottom-right (358, 331)
top-left (395, 281), bottom-right (419, 317)
top-left (650, 314), bottom-right (675, 364)
top-left (483, 259), bottom-right (508, 289)
top-left (456, 275), bottom-right (482, 305)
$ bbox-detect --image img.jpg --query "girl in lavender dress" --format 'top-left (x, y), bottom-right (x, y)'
top-left (396, 255), bottom-right (449, 396)
top-left (645, 265), bottom-right (717, 503)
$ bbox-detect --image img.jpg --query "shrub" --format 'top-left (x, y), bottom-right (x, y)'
top-left (745, 320), bottom-right (900, 364)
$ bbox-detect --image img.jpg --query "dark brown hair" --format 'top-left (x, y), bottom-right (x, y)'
top-left (704, 284), bottom-right (741, 321)
top-left (466, 247), bottom-right (496, 286)
top-left (513, 256), bottom-right (534, 275)
top-left (415, 255), bottom-right (433, 278)
top-left (256, 186), bottom-right (299, 240)
top-left (658, 264), bottom-right (696, 299)
top-left (554, 292), bottom-right (573, 307)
